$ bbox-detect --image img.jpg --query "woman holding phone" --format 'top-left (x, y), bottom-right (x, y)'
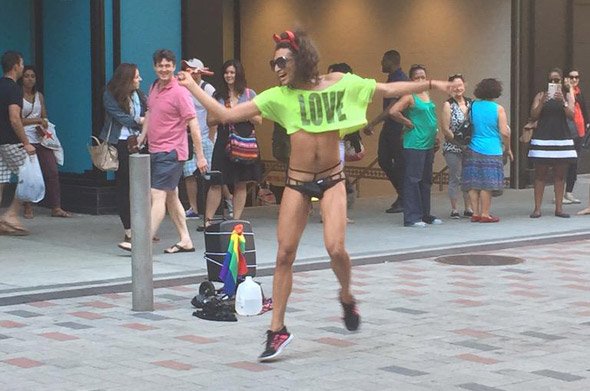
top-left (527, 68), bottom-right (577, 218)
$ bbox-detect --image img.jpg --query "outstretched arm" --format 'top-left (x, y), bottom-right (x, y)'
top-left (177, 71), bottom-right (262, 124)
top-left (375, 80), bottom-right (449, 99)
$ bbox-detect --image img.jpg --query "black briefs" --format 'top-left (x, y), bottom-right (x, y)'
top-left (285, 161), bottom-right (345, 200)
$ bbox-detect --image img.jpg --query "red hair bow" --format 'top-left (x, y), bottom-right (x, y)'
top-left (272, 30), bottom-right (299, 52)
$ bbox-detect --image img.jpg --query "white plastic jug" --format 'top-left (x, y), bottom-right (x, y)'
top-left (235, 276), bottom-right (263, 316)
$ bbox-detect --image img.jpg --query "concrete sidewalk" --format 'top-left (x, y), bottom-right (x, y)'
top-left (1, 239), bottom-right (589, 390)
top-left (2, 176), bottom-right (590, 302)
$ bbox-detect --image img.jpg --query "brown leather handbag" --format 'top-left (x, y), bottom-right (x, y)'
top-left (88, 122), bottom-right (119, 171)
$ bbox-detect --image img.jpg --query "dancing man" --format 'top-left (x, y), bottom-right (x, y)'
top-left (178, 30), bottom-right (449, 361)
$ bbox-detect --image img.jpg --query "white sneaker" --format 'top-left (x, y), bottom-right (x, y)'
top-left (565, 192), bottom-right (581, 204)
top-left (561, 197), bottom-right (573, 205)
top-left (405, 221), bottom-right (427, 228)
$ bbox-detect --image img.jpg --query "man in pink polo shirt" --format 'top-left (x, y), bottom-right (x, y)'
top-left (137, 49), bottom-right (207, 254)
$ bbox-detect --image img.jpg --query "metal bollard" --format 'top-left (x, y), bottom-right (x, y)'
top-left (129, 153), bottom-right (153, 311)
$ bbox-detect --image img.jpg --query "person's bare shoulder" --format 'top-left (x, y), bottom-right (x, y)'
top-left (319, 72), bottom-right (345, 88)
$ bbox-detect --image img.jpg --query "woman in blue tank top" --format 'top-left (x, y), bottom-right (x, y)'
top-left (461, 79), bottom-right (512, 223)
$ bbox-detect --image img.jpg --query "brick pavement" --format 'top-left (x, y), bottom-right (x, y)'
top-left (1, 240), bottom-right (590, 390)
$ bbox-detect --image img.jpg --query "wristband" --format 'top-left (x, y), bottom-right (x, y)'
top-left (429, 80), bottom-right (432, 90)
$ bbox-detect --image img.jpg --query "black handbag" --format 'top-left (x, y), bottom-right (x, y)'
top-left (453, 103), bottom-right (473, 146)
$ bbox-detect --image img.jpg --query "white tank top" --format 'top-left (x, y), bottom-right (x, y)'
top-left (22, 92), bottom-right (43, 144)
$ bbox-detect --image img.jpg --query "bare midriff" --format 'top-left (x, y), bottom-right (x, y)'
top-left (287, 130), bottom-right (342, 181)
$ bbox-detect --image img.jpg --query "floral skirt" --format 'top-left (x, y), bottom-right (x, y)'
top-left (461, 148), bottom-right (503, 192)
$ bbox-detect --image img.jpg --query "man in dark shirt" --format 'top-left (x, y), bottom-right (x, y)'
top-left (363, 50), bottom-right (408, 213)
top-left (0, 50), bottom-right (35, 236)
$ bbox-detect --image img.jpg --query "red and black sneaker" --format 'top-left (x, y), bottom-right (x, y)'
top-left (258, 326), bottom-right (293, 362)
top-left (341, 299), bottom-right (360, 331)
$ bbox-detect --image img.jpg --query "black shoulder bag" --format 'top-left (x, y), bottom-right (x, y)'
top-left (453, 100), bottom-right (473, 146)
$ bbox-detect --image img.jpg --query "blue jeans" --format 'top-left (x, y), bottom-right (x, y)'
top-left (403, 148), bottom-right (434, 225)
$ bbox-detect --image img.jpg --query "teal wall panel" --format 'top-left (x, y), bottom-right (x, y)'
top-left (105, 0), bottom-right (114, 81)
top-left (43, 0), bottom-right (92, 173)
top-left (0, 0), bottom-right (33, 63)
top-left (120, 0), bottom-right (182, 92)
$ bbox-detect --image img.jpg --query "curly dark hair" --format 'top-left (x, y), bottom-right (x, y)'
top-left (107, 63), bottom-right (138, 114)
top-left (473, 78), bottom-right (502, 100)
top-left (214, 59), bottom-right (247, 102)
top-left (274, 30), bottom-right (319, 85)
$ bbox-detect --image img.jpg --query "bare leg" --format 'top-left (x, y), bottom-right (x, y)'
top-left (270, 187), bottom-right (310, 332)
top-left (319, 182), bottom-right (353, 303)
top-left (532, 164), bottom-right (548, 216)
top-left (184, 176), bottom-right (198, 212)
top-left (468, 190), bottom-right (480, 216)
top-left (577, 185), bottom-right (590, 214)
top-left (480, 190), bottom-right (492, 217)
top-left (2, 195), bottom-right (24, 229)
top-left (150, 188), bottom-right (168, 239)
top-left (232, 182), bottom-right (247, 220)
top-left (165, 188), bottom-right (193, 248)
top-left (463, 191), bottom-right (473, 212)
top-left (205, 185), bottom-right (222, 222)
top-left (450, 197), bottom-right (458, 212)
top-left (553, 163), bottom-right (568, 215)
top-left (23, 202), bottom-right (33, 219)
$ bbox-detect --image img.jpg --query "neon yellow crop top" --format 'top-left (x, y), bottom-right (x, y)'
top-left (253, 73), bottom-right (377, 137)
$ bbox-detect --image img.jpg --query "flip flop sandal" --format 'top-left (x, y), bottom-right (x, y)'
top-left (164, 244), bottom-right (196, 254)
top-left (0, 221), bottom-right (30, 236)
top-left (51, 209), bottom-right (73, 218)
top-left (0, 226), bottom-right (27, 236)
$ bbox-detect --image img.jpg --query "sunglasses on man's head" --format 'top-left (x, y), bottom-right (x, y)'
top-left (269, 56), bottom-right (291, 71)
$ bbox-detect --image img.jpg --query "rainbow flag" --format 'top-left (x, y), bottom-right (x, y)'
top-left (219, 224), bottom-right (249, 295)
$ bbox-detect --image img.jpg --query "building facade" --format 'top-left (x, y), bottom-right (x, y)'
top-left (0, 0), bottom-right (588, 212)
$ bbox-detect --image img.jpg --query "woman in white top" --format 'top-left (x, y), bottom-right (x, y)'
top-left (19, 65), bottom-right (71, 219)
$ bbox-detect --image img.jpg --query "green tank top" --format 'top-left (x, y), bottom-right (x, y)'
top-left (402, 94), bottom-right (438, 150)
top-left (253, 73), bottom-right (377, 137)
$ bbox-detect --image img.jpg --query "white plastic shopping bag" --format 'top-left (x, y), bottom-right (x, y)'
top-left (16, 155), bottom-right (46, 203)
top-left (40, 122), bottom-right (64, 166)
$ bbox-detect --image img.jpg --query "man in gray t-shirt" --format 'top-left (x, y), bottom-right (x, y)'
top-left (181, 58), bottom-right (216, 219)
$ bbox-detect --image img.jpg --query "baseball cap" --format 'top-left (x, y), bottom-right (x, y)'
top-left (183, 58), bottom-right (205, 70)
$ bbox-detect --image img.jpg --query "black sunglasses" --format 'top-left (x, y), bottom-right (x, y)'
top-left (550, 78), bottom-right (562, 83)
top-left (448, 73), bottom-right (464, 81)
top-left (569, 75), bottom-right (580, 79)
top-left (269, 56), bottom-right (291, 71)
